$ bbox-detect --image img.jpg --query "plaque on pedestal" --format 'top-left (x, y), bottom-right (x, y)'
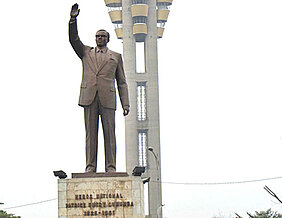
top-left (57, 173), bottom-right (144, 218)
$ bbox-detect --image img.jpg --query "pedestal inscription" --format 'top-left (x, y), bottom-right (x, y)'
top-left (58, 174), bottom-right (144, 218)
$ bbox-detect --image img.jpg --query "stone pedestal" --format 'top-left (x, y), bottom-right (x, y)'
top-left (57, 173), bottom-right (144, 218)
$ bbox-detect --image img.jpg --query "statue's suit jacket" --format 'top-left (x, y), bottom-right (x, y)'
top-left (69, 19), bottom-right (129, 110)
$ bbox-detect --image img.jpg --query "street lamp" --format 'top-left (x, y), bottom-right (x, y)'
top-left (148, 147), bottom-right (159, 171)
top-left (157, 204), bottom-right (165, 218)
top-left (148, 147), bottom-right (162, 217)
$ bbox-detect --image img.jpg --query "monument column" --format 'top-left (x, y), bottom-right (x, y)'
top-left (145, 1), bottom-right (162, 217)
top-left (104, 0), bottom-right (173, 217)
top-left (122, 0), bottom-right (139, 175)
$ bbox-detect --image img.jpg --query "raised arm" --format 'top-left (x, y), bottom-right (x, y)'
top-left (69, 3), bottom-right (84, 59)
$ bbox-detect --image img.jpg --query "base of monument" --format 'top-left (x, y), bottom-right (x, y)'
top-left (72, 172), bottom-right (129, 178)
top-left (58, 172), bottom-right (144, 218)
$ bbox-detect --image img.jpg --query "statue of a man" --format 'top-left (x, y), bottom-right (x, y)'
top-left (69, 3), bottom-right (130, 173)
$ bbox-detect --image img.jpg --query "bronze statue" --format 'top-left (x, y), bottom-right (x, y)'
top-left (69, 3), bottom-right (130, 173)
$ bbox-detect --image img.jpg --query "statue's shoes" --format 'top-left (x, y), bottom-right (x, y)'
top-left (85, 167), bottom-right (96, 173)
top-left (106, 168), bottom-right (116, 173)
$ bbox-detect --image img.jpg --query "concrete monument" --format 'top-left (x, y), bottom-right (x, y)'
top-left (69, 3), bottom-right (130, 173)
top-left (58, 4), bottom-right (144, 218)
top-left (58, 173), bottom-right (144, 218)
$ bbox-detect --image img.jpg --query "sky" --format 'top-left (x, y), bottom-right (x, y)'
top-left (1, 0), bottom-right (282, 217)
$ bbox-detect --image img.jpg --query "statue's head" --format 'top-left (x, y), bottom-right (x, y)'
top-left (95, 29), bottom-right (110, 48)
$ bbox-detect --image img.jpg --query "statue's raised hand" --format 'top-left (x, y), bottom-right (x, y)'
top-left (70, 3), bottom-right (80, 18)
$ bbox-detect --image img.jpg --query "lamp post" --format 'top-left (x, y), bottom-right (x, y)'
top-left (148, 147), bottom-right (162, 217)
top-left (148, 147), bottom-right (159, 172)
top-left (157, 204), bottom-right (165, 218)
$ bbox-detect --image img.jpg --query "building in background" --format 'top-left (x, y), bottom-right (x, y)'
top-left (104, 0), bottom-right (173, 217)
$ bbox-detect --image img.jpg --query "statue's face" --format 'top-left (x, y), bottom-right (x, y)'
top-left (95, 31), bottom-right (108, 48)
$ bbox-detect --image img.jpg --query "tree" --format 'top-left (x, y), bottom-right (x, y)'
top-left (0, 210), bottom-right (21, 218)
top-left (212, 209), bottom-right (282, 218)
top-left (247, 209), bottom-right (282, 218)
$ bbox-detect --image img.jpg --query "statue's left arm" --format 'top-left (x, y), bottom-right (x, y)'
top-left (116, 54), bottom-right (130, 116)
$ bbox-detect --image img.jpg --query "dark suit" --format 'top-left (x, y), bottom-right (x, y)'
top-left (69, 19), bottom-right (129, 172)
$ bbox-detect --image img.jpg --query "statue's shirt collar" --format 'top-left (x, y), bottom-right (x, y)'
top-left (95, 47), bottom-right (108, 54)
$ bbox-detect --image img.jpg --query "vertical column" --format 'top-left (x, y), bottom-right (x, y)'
top-left (145, 0), bottom-right (163, 217)
top-left (123, 0), bottom-right (138, 174)
top-left (123, 0), bottom-right (163, 217)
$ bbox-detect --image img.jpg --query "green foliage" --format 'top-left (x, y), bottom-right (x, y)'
top-left (247, 209), bottom-right (282, 218)
top-left (145, 216), bottom-right (149, 218)
top-left (212, 209), bottom-right (282, 218)
top-left (0, 210), bottom-right (21, 218)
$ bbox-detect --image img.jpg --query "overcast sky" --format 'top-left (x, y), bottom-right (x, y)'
top-left (1, 0), bottom-right (282, 217)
